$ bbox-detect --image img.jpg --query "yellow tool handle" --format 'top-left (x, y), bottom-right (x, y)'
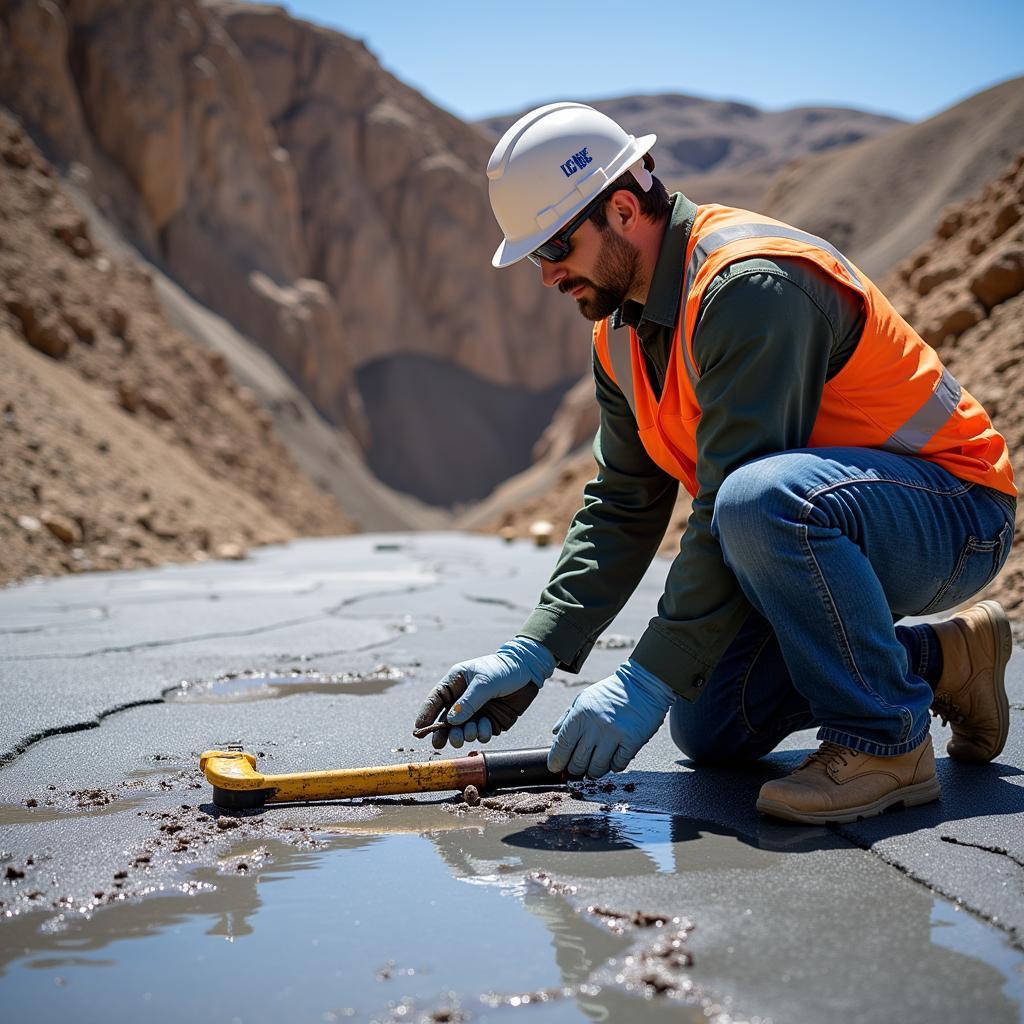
top-left (200, 749), bottom-right (487, 808)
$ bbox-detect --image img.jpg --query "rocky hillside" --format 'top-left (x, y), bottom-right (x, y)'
top-left (765, 77), bottom-right (1024, 277)
top-left (0, 109), bottom-right (352, 585)
top-left (0, 0), bottom-right (587, 506)
top-left (882, 151), bottom-right (1024, 614)
top-left (478, 151), bottom-right (1024, 618)
top-left (478, 95), bottom-right (902, 211)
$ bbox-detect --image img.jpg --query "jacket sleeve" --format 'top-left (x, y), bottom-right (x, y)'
top-left (630, 266), bottom-right (842, 698)
top-left (517, 346), bottom-right (679, 672)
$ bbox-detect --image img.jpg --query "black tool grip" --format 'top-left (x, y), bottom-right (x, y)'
top-left (482, 747), bottom-right (570, 789)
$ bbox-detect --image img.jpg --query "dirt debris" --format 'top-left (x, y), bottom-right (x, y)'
top-left (586, 904), bottom-right (686, 934)
top-left (527, 870), bottom-right (578, 897)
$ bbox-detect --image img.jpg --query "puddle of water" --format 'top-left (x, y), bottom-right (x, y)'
top-left (0, 831), bottom-right (703, 1024)
top-left (2, 803), bottom-right (1022, 1023)
top-left (164, 666), bottom-right (405, 703)
top-left (930, 900), bottom-right (1024, 1008)
top-left (0, 796), bottom-right (146, 826)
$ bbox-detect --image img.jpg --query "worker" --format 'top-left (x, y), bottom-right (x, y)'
top-left (413, 102), bottom-right (1017, 824)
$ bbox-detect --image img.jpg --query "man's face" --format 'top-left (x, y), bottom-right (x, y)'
top-left (538, 218), bottom-right (640, 322)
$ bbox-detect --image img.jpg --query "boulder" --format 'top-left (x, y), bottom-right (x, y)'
top-left (970, 249), bottom-right (1024, 311)
top-left (40, 511), bottom-right (81, 545)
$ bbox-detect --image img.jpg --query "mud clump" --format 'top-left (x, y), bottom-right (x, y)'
top-left (480, 790), bottom-right (567, 815)
top-left (461, 785), bottom-right (480, 806)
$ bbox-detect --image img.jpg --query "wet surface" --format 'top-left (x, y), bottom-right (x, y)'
top-left (164, 666), bottom-right (406, 703)
top-left (2, 533), bottom-right (1024, 1022)
top-left (4, 807), bottom-right (1024, 1023)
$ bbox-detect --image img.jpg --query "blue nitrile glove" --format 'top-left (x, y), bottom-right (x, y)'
top-left (548, 660), bottom-right (675, 779)
top-left (412, 638), bottom-right (556, 750)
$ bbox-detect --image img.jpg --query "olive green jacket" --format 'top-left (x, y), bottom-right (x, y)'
top-left (518, 193), bottom-right (866, 700)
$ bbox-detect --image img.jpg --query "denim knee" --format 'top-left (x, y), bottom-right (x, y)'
top-left (712, 459), bottom-right (793, 570)
top-left (669, 699), bottom-right (745, 766)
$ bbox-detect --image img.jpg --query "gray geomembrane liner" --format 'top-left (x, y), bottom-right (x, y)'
top-left (0, 534), bottom-right (1022, 1023)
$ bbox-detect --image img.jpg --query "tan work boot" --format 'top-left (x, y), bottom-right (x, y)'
top-left (756, 737), bottom-right (939, 825)
top-left (929, 600), bottom-right (1012, 763)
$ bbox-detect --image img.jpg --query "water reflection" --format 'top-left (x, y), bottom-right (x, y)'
top-left (0, 802), bottom-right (1021, 1023)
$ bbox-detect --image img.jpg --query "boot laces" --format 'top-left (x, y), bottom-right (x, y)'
top-left (804, 741), bottom-right (859, 772)
top-left (932, 693), bottom-right (966, 727)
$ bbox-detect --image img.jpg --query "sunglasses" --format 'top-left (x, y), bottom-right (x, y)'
top-left (526, 192), bottom-right (608, 267)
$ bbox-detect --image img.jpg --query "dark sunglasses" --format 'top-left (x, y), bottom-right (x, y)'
top-left (526, 192), bottom-right (608, 267)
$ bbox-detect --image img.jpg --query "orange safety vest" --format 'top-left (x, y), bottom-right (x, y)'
top-left (593, 204), bottom-right (1017, 499)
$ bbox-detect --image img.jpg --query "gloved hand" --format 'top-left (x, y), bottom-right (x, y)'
top-left (413, 637), bottom-right (556, 750)
top-left (548, 660), bottom-right (675, 778)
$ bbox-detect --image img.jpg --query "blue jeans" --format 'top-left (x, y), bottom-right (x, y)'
top-left (669, 448), bottom-right (1016, 760)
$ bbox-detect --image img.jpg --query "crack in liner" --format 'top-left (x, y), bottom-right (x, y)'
top-left (837, 826), bottom-right (1024, 952)
top-left (3, 612), bottom-right (337, 660)
top-left (2, 601), bottom-right (427, 661)
top-left (0, 630), bottom-right (411, 769)
top-left (0, 698), bottom-right (165, 768)
top-left (326, 583), bottom-right (437, 613)
top-left (940, 834), bottom-right (1024, 870)
top-left (0, 606), bottom-right (112, 635)
top-left (462, 593), bottom-right (529, 613)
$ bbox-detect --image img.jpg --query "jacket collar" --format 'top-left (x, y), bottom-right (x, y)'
top-left (611, 192), bottom-right (697, 332)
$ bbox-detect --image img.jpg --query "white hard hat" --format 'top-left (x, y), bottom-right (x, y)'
top-left (487, 101), bottom-right (657, 269)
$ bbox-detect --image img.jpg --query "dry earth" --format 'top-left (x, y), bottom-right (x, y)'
top-left (765, 77), bottom-right (1024, 277)
top-left (0, 110), bottom-right (352, 585)
top-left (480, 151), bottom-right (1024, 615)
top-left (0, 0), bottom-right (587, 506)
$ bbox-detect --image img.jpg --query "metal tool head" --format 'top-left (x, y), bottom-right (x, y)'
top-left (199, 749), bottom-right (275, 811)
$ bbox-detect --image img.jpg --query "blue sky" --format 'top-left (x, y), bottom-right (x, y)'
top-left (258, 1), bottom-right (1022, 123)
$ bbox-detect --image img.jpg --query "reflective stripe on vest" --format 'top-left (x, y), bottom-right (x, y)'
top-left (608, 226), bottom-right (962, 458)
top-left (882, 366), bottom-right (962, 455)
top-left (607, 327), bottom-right (637, 419)
top-left (679, 222), bottom-right (864, 385)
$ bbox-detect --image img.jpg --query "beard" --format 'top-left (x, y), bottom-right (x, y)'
top-left (559, 228), bottom-right (641, 322)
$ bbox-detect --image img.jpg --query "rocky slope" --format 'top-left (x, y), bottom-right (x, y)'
top-left (0, 0), bottom-right (588, 506)
top-left (479, 151), bottom-right (1024, 617)
top-left (765, 77), bottom-right (1024, 277)
top-left (0, 109), bottom-right (352, 585)
top-left (478, 95), bottom-right (903, 211)
top-left (882, 151), bottom-right (1024, 614)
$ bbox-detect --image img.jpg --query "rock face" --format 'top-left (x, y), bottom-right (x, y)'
top-left (0, 108), bottom-right (352, 585)
top-left (215, 3), bottom-right (584, 391)
top-left (213, 3), bottom-right (587, 501)
top-left (0, 0), bottom-right (587, 506)
top-left (764, 77), bottom-right (1024, 277)
top-left (0, 0), bottom-right (366, 443)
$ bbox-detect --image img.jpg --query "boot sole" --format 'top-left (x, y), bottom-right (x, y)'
top-left (948, 600), bottom-right (1012, 763)
top-left (756, 777), bottom-right (941, 826)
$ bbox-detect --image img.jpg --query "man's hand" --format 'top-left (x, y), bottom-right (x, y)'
top-left (413, 638), bottom-right (555, 750)
top-left (548, 660), bottom-right (675, 778)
